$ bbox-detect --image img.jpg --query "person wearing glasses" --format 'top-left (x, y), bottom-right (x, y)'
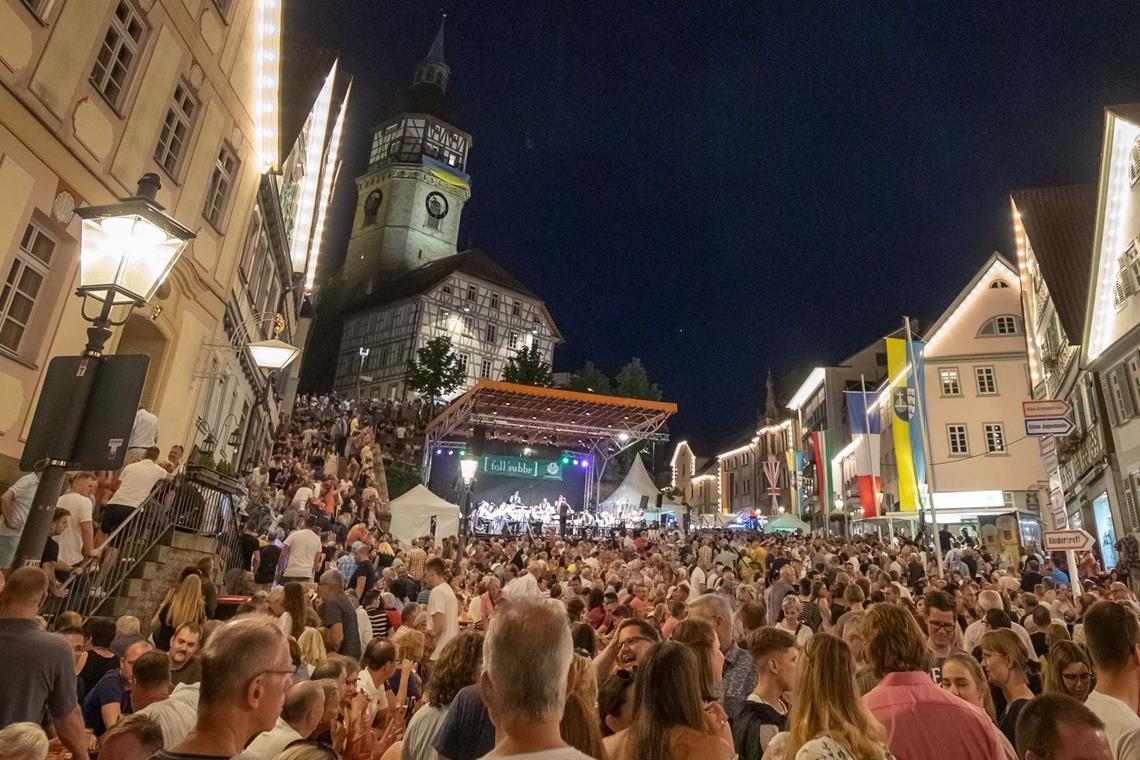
top-left (152, 618), bottom-right (293, 760)
top-left (591, 618), bottom-right (660, 681)
top-left (924, 590), bottom-right (961, 683)
top-left (1044, 641), bottom-right (1095, 703)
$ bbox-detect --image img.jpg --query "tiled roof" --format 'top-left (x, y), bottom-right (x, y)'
top-left (1011, 184), bottom-right (1097, 341)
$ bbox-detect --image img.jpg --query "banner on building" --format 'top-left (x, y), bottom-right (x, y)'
top-left (481, 455), bottom-right (563, 480)
top-left (810, 430), bottom-right (836, 513)
top-left (845, 389), bottom-right (882, 519)
top-left (885, 336), bottom-right (928, 512)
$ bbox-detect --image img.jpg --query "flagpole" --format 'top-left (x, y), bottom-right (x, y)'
top-left (905, 315), bottom-right (944, 579)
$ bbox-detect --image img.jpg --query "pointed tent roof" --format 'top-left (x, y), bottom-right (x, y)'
top-left (599, 455), bottom-right (681, 510)
top-left (764, 513), bottom-right (810, 533)
top-left (387, 484), bottom-right (460, 545)
top-left (1010, 184), bottom-right (1097, 341)
top-left (389, 484), bottom-right (460, 512)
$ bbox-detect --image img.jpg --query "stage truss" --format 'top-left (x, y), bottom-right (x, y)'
top-left (423, 380), bottom-right (678, 507)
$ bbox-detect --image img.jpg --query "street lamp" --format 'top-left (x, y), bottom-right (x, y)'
top-left (247, 338), bottom-right (301, 371)
top-left (457, 455), bottom-right (478, 568)
top-left (12, 174), bottom-right (194, 571)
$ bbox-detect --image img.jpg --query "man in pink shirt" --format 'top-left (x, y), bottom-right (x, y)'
top-left (861, 604), bottom-right (1003, 760)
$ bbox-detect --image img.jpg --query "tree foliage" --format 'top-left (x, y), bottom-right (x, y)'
top-left (405, 336), bottom-right (465, 401)
top-left (615, 357), bottom-right (662, 400)
top-left (566, 361), bottom-right (612, 394)
top-left (503, 344), bottom-right (554, 387)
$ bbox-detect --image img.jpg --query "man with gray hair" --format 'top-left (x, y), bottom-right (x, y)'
top-left (689, 592), bottom-right (756, 725)
top-left (243, 680), bottom-right (326, 758)
top-left (479, 596), bottom-right (592, 759)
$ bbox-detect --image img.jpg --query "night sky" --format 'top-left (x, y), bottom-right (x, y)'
top-left (289, 1), bottom-right (1140, 453)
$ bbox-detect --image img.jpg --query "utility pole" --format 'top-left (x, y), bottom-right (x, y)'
top-left (355, 346), bottom-right (370, 407)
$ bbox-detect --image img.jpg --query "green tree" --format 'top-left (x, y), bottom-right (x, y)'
top-left (565, 361), bottom-right (612, 394)
top-left (503, 344), bottom-right (554, 387)
top-left (615, 357), bottom-right (662, 400)
top-left (405, 336), bottom-right (465, 402)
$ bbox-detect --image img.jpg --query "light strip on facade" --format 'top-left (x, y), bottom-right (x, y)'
top-left (1012, 200), bottom-right (1044, 387)
top-left (925, 261), bottom-right (1015, 351)
top-left (670, 441), bottom-right (689, 487)
top-left (786, 367), bottom-right (825, 411)
top-left (1089, 113), bottom-right (1140, 360)
top-left (289, 60), bottom-right (338, 274)
top-left (718, 436), bottom-right (759, 461)
top-left (306, 80), bottom-right (350, 291)
top-left (256, 0), bottom-right (281, 171)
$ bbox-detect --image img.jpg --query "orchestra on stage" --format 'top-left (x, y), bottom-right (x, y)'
top-left (468, 490), bottom-right (650, 538)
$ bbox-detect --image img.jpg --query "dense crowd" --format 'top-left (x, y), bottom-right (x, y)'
top-left (3, 394), bottom-right (1140, 760)
top-left (2, 504), bottom-right (1140, 760)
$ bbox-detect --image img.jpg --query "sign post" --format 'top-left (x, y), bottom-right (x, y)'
top-left (1043, 528), bottom-right (1096, 553)
top-left (1024, 399), bottom-right (1082, 586)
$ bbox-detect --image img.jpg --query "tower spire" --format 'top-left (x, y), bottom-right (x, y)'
top-left (413, 13), bottom-right (451, 93)
top-left (764, 371), bottom-right (779, 422)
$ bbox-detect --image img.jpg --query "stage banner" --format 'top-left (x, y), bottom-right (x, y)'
top-left (845, 389), bottom-right (882, 519)
top-left (885, 337), bottom-right (928, 513)
top-left (481, 455), bottom-right (563, 480)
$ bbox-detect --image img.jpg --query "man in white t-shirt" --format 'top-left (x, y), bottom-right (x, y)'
top-left (290, 482), bottom-right (314, 511)
top-left (100, 448), bottom-right (170, 537)
top-left (425, 558), bottom-right (458, 660)
top-left (1082, 600), bottom-right (1140, 759)
top-left (0, 471), bottom-right (39, 566)
top-left (479, 596), bottom-right (593, 760)
top-left (124, 407), bottom-right (160, 466)
top-left (56, 472), bottom-right (100, 567)
top-left (357, 638), bottom-right (398, 724)
top-left (690, 556), bottom-right (710, 595)
top-left (279, 517), bottom-right (322, 582)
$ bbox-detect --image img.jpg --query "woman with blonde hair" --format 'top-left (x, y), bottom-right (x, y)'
top-left (1043, 641), bottom-right (1094, 702)
top-left (671, 618), bottom-right (725, 701)
top-left (568, 652), bottom-right (599, 709)
top-left (402, 630), bottom-right (483, 760)
top-left (780, 633), bottom-right (893, 760)
top-left (298, 627), bottom-right (327, 675)
top-left (980, 628), bottom-right (1035, 748)
top-left (150, 571), bottom-right (206, 650)
top-left (0, 722), bottom-right (48, 760)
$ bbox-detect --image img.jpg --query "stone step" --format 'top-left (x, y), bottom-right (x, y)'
top-left (169, 532), bottom-right (218, 554)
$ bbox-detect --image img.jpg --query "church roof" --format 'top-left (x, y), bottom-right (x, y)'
top-left (1010, 184), bottom-right (1097, 342)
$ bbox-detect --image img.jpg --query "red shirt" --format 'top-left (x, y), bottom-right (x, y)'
top-left (862, 671), bottom-right (1004, 760)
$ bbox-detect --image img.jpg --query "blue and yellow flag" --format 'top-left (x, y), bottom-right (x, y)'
top-left (885, 337), bottom-right (927, 512)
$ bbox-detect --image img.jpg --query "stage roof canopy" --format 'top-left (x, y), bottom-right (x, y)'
top-left (425, 380), bottom-right (677, 450)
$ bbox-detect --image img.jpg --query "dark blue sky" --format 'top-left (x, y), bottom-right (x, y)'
top-left (290, 1), bottom-right (1140, 451)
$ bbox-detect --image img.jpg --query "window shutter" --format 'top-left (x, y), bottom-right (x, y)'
top-left (1102, 374), bottom-right (1121, 426)
top-left (1117, 365), bottom-right (1137, 419)
top-left (1128, 475), bottom-right (1140, 532)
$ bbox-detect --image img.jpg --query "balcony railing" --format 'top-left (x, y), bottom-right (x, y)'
top-left (1059, 424), bottom-right (1107, 493)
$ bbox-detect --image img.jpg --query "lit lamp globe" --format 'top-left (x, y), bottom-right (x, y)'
top-left (460, 456), bottom-right (479, 484)
top-left (834, 497), bottom-right (845, 513)
top-left (75, 174), bottom-right (195, 309)
top-left (248, 338), bottom-right (301, 371)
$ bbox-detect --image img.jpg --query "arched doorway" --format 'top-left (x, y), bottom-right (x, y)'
top-left (116, 315), bottom-right (168, 409)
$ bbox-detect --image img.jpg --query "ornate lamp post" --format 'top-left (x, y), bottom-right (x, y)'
top-left (12, 174), bottom-right (194, 571)
top-left (458, 455), bottom-right (478, 565)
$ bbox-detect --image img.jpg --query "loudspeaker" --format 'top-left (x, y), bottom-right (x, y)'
top-left (639, 495), bottom-right (650, 510)
top-left (655, 493), bottom-right (663, 510)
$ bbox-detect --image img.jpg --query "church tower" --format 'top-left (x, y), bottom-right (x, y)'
top-left (338, 16), bottom-right (473, 298)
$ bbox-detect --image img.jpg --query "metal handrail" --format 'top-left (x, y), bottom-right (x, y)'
top-left (41, 470), bottom-right (246, 624)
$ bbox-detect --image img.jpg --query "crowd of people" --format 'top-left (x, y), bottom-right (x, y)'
top-left (3, 394), bottom-right (1140, 760)
top-left (2, 505), bottom-right (1140, 760)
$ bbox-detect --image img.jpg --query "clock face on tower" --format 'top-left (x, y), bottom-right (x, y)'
top-left (363, 190), bottom-right (382, 225)
top-left (425, 191), bottom-right (449, 220)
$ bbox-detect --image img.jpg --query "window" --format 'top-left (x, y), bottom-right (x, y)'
top-left (485, 324), bottom-right (496, 343)
top-left (1128, 357), bottom-right (1140, 410)
top-left (457, 353), bottom-right (469, 375)
top-left (1111, 369), bottom-right (1133, 422)
top-left (508, 330), bottom-right (519, 349)
top-left (466, 285), bottom-right (477, 302)
top-left (995, 316), bottom-right (1018, 335)
top-left (940, 367), bottom-right (961, 396)
top-left (426, 215), bottom-right (440, 231)
top-left (947, 424), bottom-right (969, 456)
top-left (203, 143), bottom-right (239, 228)
top-left (490, 293), bottom-right (500, 310)
top-left (512, 300), bottom-right (521, 317)
top-left (989, 280), bottom-right (1010, 289)
top-left (480, 359), bottom-right (492, 379)
top-left (975, 366), bottom-right (997, 395)
top-left (90, 1), bottom-right (146, 107)
top-left (154, 82), bottom-right (196, 176)
top-left (0, 223), bottom-right (55, 354)
top-left (441, 284), bottom-right (452, 295)
top-left (984, 423), bottom-right (1006, 453)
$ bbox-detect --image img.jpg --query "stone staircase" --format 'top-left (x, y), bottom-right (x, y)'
top-left (103, 530), bottom-right (223, 620)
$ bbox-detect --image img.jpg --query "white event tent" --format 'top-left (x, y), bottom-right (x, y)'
top-left (599, 455), bottom-right (681, 517)
top-left (388, 484), bottom-right (461, 545)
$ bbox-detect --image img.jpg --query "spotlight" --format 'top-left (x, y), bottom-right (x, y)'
top-left (448, 450), bottom-right (454, 456)
top-left (571, 459), bottom-right (579, 466)
top-left (580, 459), bottom-right (589, 468)
top-left (435, 449), bottom-right (442, 455)
top-left (561, 456), bottom-right (570, 465)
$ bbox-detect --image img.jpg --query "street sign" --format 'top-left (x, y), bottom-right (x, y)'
top-left (1039, 436), bottom-right (1056, 456)
top-left (1043, 528), bottom-right (1095, 552)
top-left (1025, 418), bottom-right (1076, 437)
top-left (1024, 400), bottom-right (1073, 418)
